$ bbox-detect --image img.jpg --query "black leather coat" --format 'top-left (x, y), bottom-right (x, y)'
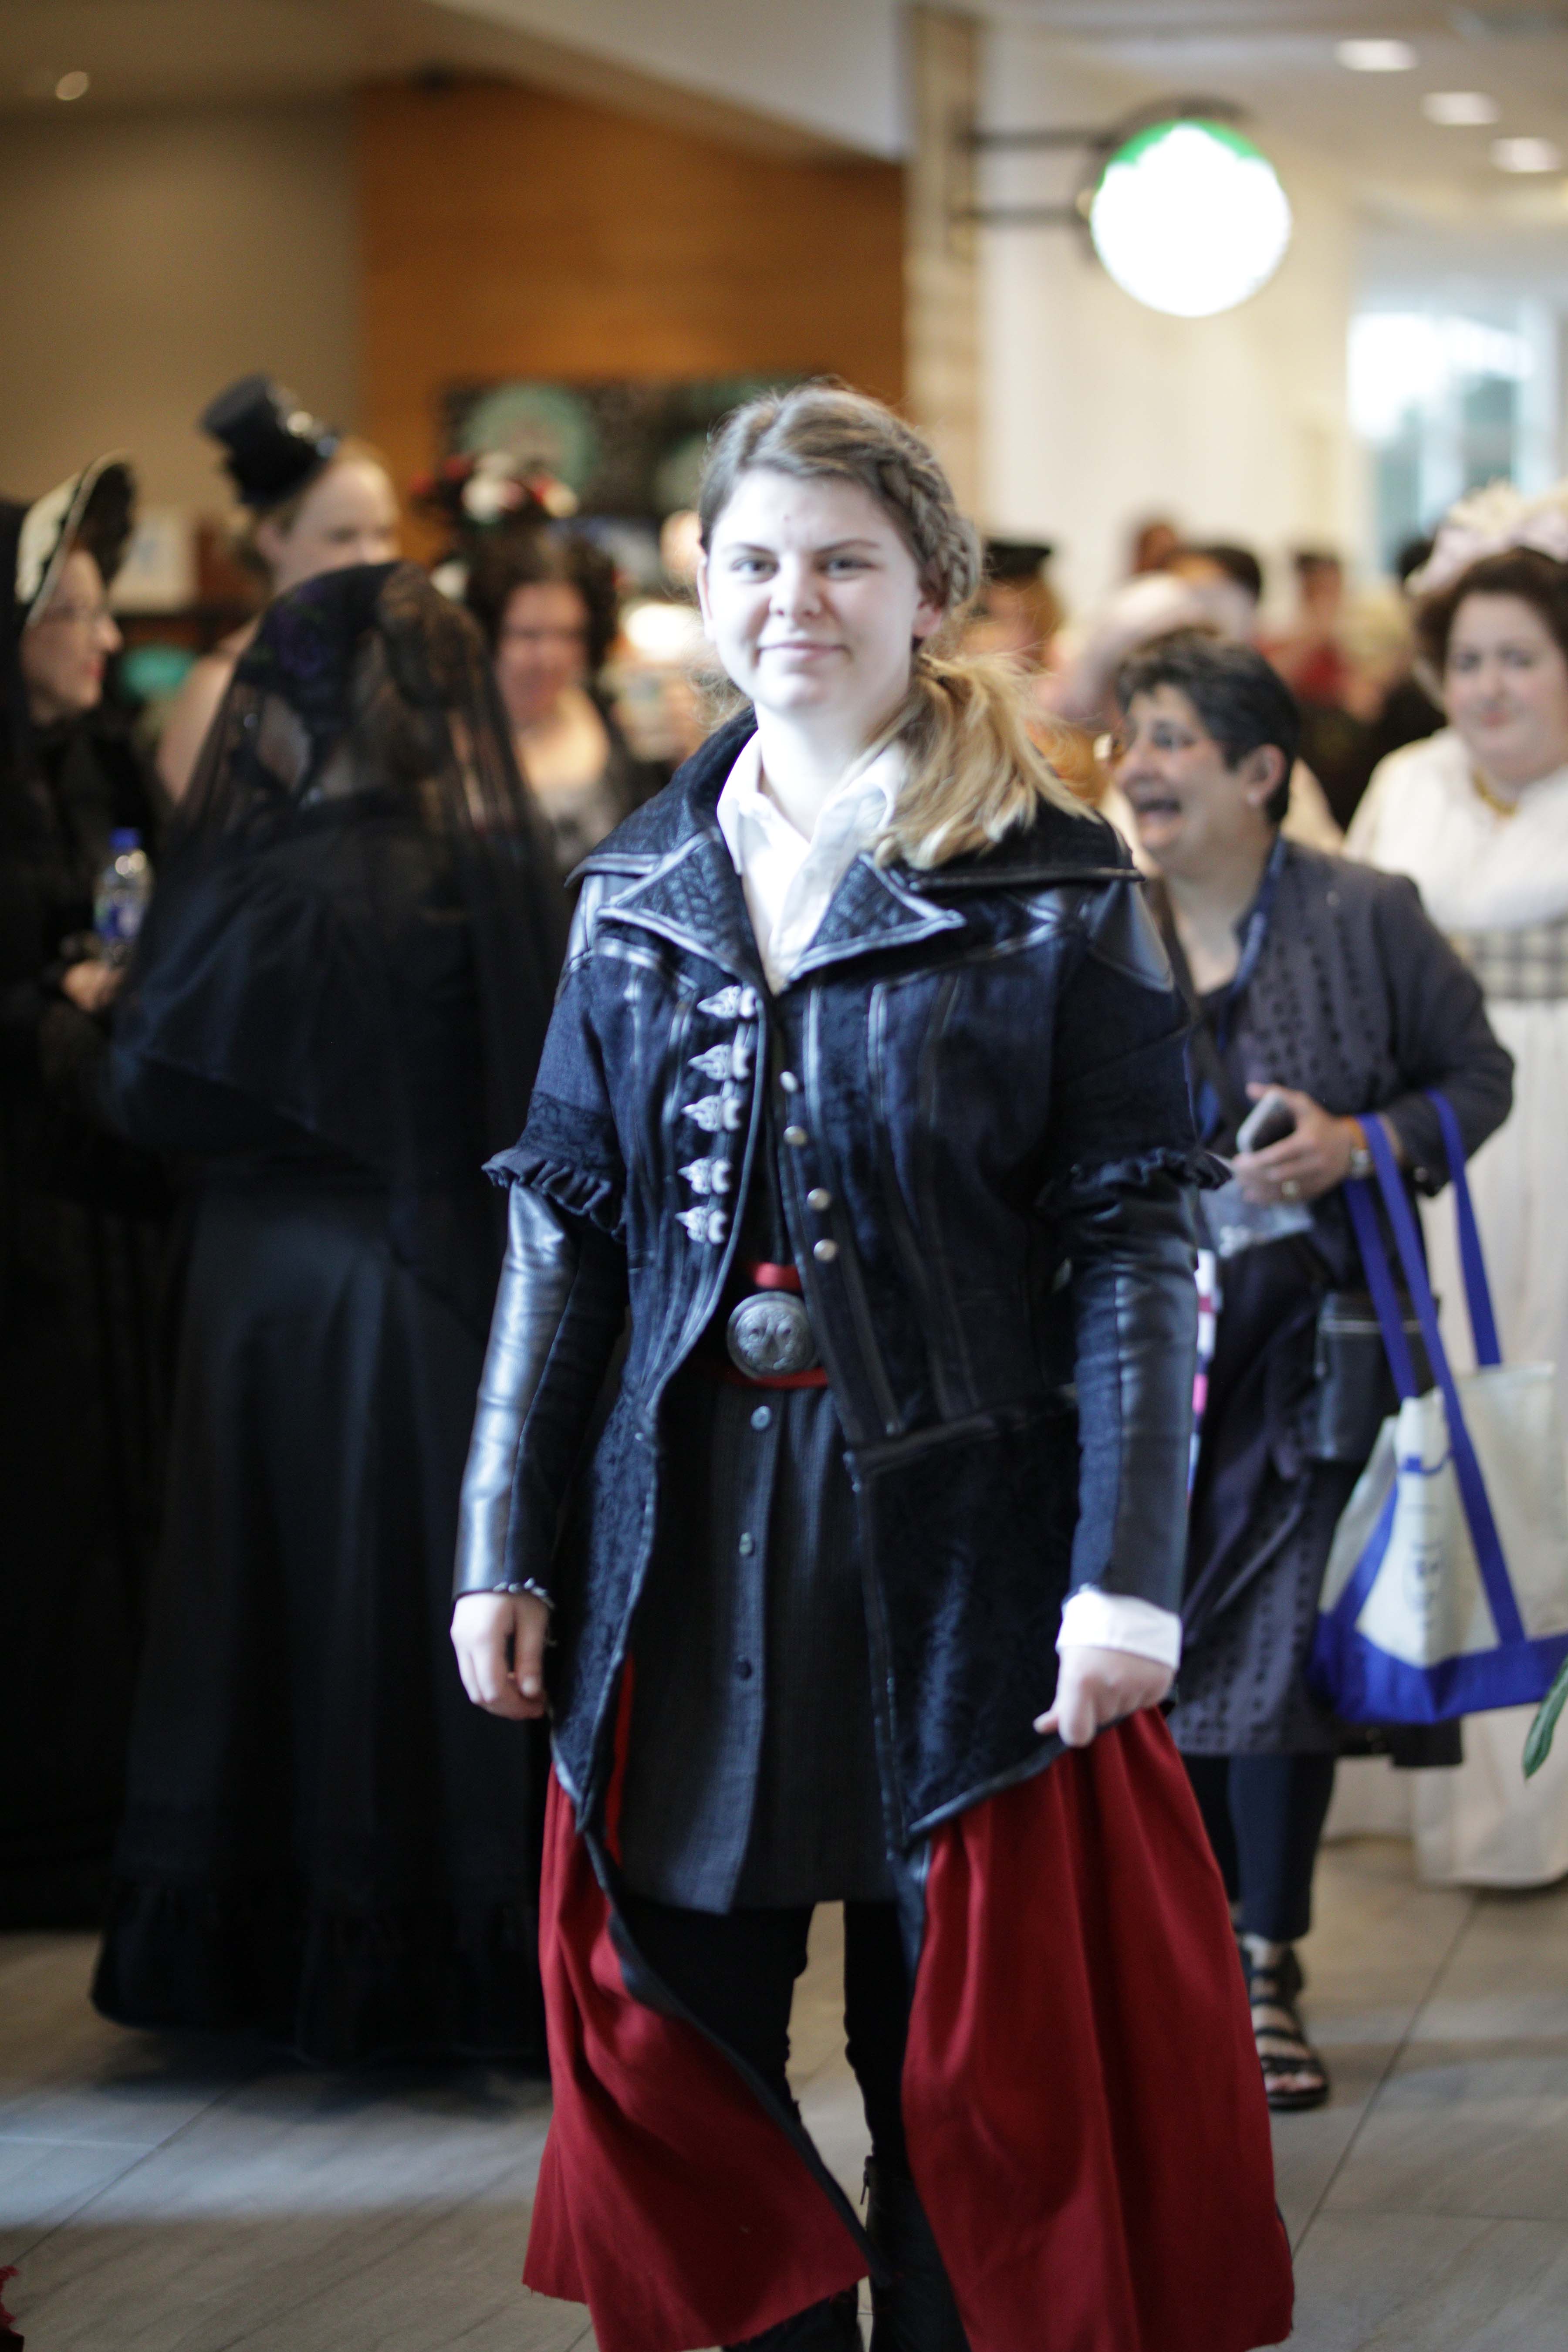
top-left (454, 715), bottom-right (1210, 1847)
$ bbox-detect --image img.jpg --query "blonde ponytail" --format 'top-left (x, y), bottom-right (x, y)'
top-left (881, 646), bottom-right (1086, 868)
top-left (698, 383), bottom-right (1088, 868)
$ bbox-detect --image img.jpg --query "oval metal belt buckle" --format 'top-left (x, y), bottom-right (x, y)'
top-left (726, 1290), bottom-right (819, 1379)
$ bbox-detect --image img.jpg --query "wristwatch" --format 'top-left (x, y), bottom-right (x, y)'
top-left (1346, 1128), bottom-right (1373, 1183)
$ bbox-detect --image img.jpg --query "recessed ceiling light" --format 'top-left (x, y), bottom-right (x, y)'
top-left (54, 70), bottom-right (90, 101)
top-left (1423, 91), bottom-right (1500, 127)
top-left (1335, 38), bottom-right (1417, 71)
top-left (1493, 135), bottom-right (1561, 172)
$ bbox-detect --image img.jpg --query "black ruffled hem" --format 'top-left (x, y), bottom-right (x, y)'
top-left (91, 1874), bottom-right (548, 2069)
top-left (487, 1086), bottom-right (626, 1237)
top-left (486, 1146), bottom-right (625, 1239)
top-left (1041, 1143), bottom-right (1227, 1212)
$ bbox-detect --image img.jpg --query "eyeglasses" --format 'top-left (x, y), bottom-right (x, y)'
top-left (34, 599), bottom-right (115, 630)
top-left (499, 625), bottom-right (588, 649)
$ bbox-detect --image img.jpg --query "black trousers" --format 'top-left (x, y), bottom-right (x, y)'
top-left (615, 1888), bottom-right (911, 2172)
top-left (1183, 1753), bottom-right (1337, 1945)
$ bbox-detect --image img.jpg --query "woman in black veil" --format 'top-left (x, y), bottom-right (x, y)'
top-left (0, 456), bottom-right (169, 1926)
top-left (93, 561), bottom-right (567, 2063)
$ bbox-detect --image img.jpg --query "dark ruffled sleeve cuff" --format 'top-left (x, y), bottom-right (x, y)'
top-left (1039, 1143), bottom-right (1227, 1215)
top-left (485, 1087), bottom-right (625, 1240)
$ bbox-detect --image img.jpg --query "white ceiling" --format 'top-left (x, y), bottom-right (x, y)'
top-left (7, 0), bottom-right (1568, 227)
top-left (0, 0), bottom-right (878, 155)
top-left (985, 2), bottom-right (1568, 225)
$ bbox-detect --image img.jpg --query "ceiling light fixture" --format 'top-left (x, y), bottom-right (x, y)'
top-left (1493, 135), bottom-right (1562, 171)
top-left (1335, 38), bottom-right (1417, 71)
top-left (1088, 121), bottom-right (1292, 318)
top-left (957, 98), bottom-right (1292, 320)
top-left (1422, 91), bottom-right (1500, 126)
top-left (54, 70), bottom-right (89, 101)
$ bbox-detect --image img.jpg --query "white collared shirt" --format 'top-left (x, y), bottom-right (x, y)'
top-left (715, 732), bottom-right (902, 993)
top-left (712, 732), bottom-right (1181, 1674)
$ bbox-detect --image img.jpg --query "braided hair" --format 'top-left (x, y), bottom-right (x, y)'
top-left (697, 383), bottom-right (1085, 867)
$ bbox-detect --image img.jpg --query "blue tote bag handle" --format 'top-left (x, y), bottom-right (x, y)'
top-left (1350, 1113), bottom-right (1525, 1647)
top-left (1342, 1176), bottom-right (1420, 1402)
top-left (1425, 1088), bottom-right (1501, 1369)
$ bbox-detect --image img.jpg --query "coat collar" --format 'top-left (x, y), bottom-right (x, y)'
top-left (579, 713), bottom-right (1133, 986)
top-left (785, 853), bottom-right (964, 979)
top-left (599, 823), bottom-right (769, 987)
top-left (585, 713), bottom-right (964, 987)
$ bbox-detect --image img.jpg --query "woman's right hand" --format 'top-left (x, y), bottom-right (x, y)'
top-left (1233, 1083), bottom-right (1362, 1205)
top-left (452, 1591), bottom-right (551, 1720)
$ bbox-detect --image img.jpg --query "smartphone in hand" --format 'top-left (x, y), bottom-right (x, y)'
top-left (1235, 1089), bottom-right (1296, 1154)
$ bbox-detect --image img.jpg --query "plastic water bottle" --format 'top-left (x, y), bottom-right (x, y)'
top-left (94, 828), bottom-right (153, 965)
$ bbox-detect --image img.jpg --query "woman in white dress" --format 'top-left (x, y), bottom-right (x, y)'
top-left (1349, 534), bottom-right (1568, 1886)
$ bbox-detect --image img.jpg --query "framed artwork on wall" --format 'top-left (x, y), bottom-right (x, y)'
top-left (443, 375), bottom-right (798, 515)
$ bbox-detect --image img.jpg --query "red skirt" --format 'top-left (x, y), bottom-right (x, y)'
top-left (523, 1711), bottom-right (1293, 2352)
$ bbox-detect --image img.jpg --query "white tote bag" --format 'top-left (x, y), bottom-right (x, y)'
top-left (1310, 1095), bottom-right (1568, 1723)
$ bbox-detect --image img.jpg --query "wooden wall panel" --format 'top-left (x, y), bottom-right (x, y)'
top-left (355, 78), bottom-right (904, 524)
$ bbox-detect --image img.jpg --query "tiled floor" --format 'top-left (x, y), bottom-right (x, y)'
top-left (3, 1837), bottom-right (1566, 2349)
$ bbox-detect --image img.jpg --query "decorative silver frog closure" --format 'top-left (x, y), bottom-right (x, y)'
top-left (680, 1157), bottom-right (733, 1196)
top-left (679, 990), bottom-right (759, 1235)
top-left (698, 985), bottom-right (761, 1021)
top-left (683, 1092), bottom-right (744, 1133)
top-left (678, 1205), bottom-right (729, 1246)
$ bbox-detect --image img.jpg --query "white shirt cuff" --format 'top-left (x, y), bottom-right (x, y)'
top-left (1057, 1589), bottom-right (1183, 1670)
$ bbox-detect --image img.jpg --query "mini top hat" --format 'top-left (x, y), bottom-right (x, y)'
top-left (5, 453), bottom-right (135, 626)
top-left (201, 375), bottom-right (340, 512)
top-left (983, 538), bottom-right (1055, 582)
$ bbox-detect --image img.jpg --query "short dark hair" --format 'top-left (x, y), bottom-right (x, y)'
top-left (1415, 545), bottom-right (1568, 679)
top-left (464, 524), bottom-right (620, 677)
top-left (1114, 630), bottom-right (1299, 826)
top-left (1201, 542), bottom-right (1264, 604)
top-left (1395, 534), bottom-right (1434, 588)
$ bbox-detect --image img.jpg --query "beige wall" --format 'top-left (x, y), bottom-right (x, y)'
top-left (0, 99), bottom-right (358, 512)
top-left (356, 76), bottom-right (904, 549)
top-left (977, 31), bottom-right (1358, 619)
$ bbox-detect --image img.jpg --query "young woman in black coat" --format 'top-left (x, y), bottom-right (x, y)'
top-left (450, 387), bottom-right (1294, 2352)
top-left (1112, 632), bottom-right (1513, 2112)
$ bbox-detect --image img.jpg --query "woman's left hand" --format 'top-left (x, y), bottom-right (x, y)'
top-left (1035, 1645), bottom-right (1173, 1748)
top-left (1233, 1083), bottom-right (1362, 1206)
top-left (60, 959), bottom-right (124, 1017)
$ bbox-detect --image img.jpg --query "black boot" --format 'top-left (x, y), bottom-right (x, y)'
top-left (724, 2287), bottom-right (863, 2352)
top-left (864, 2159), bottom-right (970, 2352)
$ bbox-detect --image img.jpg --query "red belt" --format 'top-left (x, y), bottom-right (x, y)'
top-left (747, 1261), bottom-right (804, 1293)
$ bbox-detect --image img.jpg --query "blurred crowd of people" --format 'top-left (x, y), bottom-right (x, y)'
top-left (963, 507), bottom-right (1445, 842)
top-left (4, 373), bottom-right (1568, 2142)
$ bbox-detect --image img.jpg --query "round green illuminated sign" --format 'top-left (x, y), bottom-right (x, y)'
top-left (1089, 119), bottom-right (1293, 318)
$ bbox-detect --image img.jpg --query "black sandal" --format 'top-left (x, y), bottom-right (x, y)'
top-left (1244, 1941), bottom-right (1330, 2113)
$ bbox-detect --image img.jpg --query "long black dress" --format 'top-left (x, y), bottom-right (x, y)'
top-left (92, 564), bottom-right (567, 2062)
top-left (0, 498), bottom-right (169, 1927)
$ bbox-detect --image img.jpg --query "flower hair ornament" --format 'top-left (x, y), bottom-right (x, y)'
top-left (1409, 478), bottom-right (1568, 599)
top-left (409, 452), bottom-right (578, 536)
